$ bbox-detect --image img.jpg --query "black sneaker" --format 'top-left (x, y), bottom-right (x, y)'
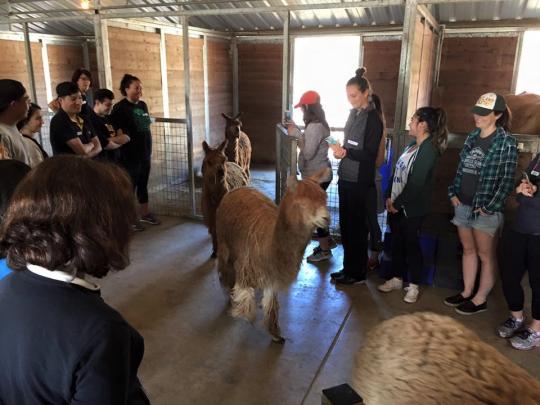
top-left (132, 222), bottom-right (146, 232)
top-left (443, 293), bottom-right (471, 307)
top-left (330, 269), bottom-right (345, 280)
top-left (334, 275), bottom-right (366, 285)
top-left (455, 300), bottom-right (487, 315)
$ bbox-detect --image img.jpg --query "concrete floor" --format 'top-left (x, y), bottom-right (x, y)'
top-left (99, 217), bottom-right (540, 405)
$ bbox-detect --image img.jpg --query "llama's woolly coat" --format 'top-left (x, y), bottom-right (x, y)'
top-left (352, 312), bottom-right (540, 405)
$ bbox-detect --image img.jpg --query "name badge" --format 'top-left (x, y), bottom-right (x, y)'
top-left (77, 131), bottom-right (82, 136)
top-left (532, 170), bottom-right (539, 177)
top-left (347, 139), bottom-right (359, 146)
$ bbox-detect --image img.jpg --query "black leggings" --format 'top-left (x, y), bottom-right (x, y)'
top-left (388, 211), bottom-right (424, 284)
top-left (500, 228), bottom-right (540, 320)
top-left (366, 183), bottom-right (383, 252)
top-left (317, 181), bottom-right (331, 238)
top-left (122, 159), bottom-right (151, 204)
top-left (339, 181), bottom-right (370, 279)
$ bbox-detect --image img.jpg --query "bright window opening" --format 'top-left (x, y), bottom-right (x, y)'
top-left (515, 30), bottom-right (540, 94)
top-left (292, 36), bottom-right (360, 129)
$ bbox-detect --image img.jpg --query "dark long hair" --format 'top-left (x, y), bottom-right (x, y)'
top-left (371, 93), bottom-right (386, 128)
top-left (0, 156), bottom-right (136, 277)
top-left (415, 106), bottom-right (448, 153)
top-left (302, 102), bottom-right (330, 131)
top-left (496, 107), bottom-right (512, 132)
top-left (71, 68), bottom-right (92, 84)
top-left (120, 74), bottom-right (140, 97)
top-left (346, 67), bottom-right (372, 94)
top-left (17, 103), bottom-right (41, 131)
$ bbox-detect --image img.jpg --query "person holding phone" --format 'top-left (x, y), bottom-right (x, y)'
top-left (446, 93), bottom-right (517, 315)
top-left (497, 153), bottom-right (540, 350)
top-left (330, 67), bottom-right (383, 285)
top-left (287, 90), bottom-right (334, 262)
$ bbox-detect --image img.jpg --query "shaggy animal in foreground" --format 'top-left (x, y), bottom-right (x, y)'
top-left (201, 140), bottom-right (249, 258)
top-left (352, 312), bottom-right (540, 405)
top-left (221, 113), bottom-right (252, 178)
top-left (216, 169), bottom-right (330, 342)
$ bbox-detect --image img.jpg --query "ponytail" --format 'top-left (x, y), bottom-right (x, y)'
top-left (415, 106), bottom-right (448, 153)
top-left (496, 107), bottom-right (512, 132)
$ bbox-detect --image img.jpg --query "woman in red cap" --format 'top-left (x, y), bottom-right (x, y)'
top-left (287, 90), bottom-right (335, 262)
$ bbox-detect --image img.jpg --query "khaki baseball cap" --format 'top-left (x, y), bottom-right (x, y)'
top-left (471, 92), bottom-right (507, 116)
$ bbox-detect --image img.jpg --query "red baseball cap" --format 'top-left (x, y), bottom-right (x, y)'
top-left (294, 90), bottom-right (320, 108)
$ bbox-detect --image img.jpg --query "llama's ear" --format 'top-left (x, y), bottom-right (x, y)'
top-left (222, 112), bottom-right (232, 120)
top-left (202, 141), bottom-right (210, 154)
top-left (218, 139), bottom-right (228, 152)
top-left (286, 174), bottom-right (298, 192)
top-left (309, 167), bottom-right (331, 184)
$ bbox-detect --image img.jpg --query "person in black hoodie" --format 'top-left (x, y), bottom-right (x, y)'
top-left (330, 67), bottom-right (383, 285)
top-left (0, 156), bottom-right (149, 404)
top-left (497, 153), bottom-right (540, 350)
top-left (110, 74), bottom-right (160, 231)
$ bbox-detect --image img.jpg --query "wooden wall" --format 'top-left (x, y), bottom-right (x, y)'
top-left (363, 39), bottom-right (401, 129)
top-left (108, 26), bottom-right (164, 117)
top-left (0, 38), bottom-right (85, 109)
top-left (238, 41), bottom-right (282, 164)
top-left (163, 33), bottom-right (207, 168)
top-left (433, 35), bottom-right (518, 134)
top-left (207, 38), bottom-right (232, 147)
top-left (47, 44), bottom-right (84, 97)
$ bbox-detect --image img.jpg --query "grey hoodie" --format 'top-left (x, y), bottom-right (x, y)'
top-left (290, 122), bottom-right (332, 183)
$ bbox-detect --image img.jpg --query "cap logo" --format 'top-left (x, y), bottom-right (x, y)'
top-left (475, 93), bottom-right (497, 110)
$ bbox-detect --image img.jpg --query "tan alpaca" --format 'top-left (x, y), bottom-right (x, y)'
top-left (201, 140), bottom-right (249, 258)
top-left (352, 312), bottom-right (540, 404)
top-left (216, 169), bottom-right (330, 342)
top-left (221, 113), bottom-right (252, 178)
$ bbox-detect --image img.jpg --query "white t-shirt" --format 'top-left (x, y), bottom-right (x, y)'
top-left (0, 123), bottom-right (30, 165)
top-left (21, 136), bottom-right (44, 168)
top-left (391, 144), bottom-right (419, 201)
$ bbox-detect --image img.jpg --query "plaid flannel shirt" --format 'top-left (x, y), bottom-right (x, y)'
top-left (448, 127), bottom-right (517, 215)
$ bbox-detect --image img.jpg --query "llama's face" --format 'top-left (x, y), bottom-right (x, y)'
top-left (225, 120), bottom-right (242, 140)
top-left (202, 141), bottom-right (227, 183)
top-left (285, 179), bottom-right (329, 229)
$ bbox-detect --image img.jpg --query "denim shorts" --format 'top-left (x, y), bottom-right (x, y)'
top-left (451, 203), bottom-right (503, 237)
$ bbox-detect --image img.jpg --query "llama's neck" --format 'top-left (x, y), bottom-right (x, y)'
top-left (271, 207), bottom-right (313, 280)
top-left (225, 137), bottom-right (238, 162)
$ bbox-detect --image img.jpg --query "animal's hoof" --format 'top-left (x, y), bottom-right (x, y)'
top-left (272, 336), bottom-right (285, 344)
top-left (211, 251), bottom-right (217, 259)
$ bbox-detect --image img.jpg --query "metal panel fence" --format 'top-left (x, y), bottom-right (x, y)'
top-left (40, 114), bottom-right (199, 218)
top-left (276, 124), bottom-right (390, 237)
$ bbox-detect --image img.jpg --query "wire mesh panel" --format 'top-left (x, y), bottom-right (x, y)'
top-left (149, 118), bottom-right (194, 217)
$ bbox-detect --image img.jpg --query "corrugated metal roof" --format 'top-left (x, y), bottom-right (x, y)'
top-left (0, 1), bottom-right (539, 36)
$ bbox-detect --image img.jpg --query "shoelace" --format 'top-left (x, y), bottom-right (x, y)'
top-left (516, 329), bottom-right (539, 340)
top-left (504, 318), bottom-right (520, 329)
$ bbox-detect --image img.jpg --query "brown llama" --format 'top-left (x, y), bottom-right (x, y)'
top-left (352, 312), bottom-right (540, 405)
top-left (215, 168), bottom-right (330, 343)
top-left (201, 140), bottom-right (249, 258)
top-left (221, 112), bottom-right (252, 178)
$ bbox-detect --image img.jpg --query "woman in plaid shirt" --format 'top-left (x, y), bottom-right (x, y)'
top-left (445, 93), bottom-right (517, 315)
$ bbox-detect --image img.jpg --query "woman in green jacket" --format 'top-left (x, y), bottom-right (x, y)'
top-left (378, 107), bottom-right (448, 303)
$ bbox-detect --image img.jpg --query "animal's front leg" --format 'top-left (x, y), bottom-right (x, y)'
top-left (263, 288), bottom-right (284, 343)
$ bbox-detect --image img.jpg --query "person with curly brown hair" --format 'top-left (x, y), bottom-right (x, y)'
top-left (0, 156), bottom-right (149, 404)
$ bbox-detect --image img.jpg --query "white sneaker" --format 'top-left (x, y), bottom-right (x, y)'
top-left (378, 277), bottom-right (403, 292)
top-left (403, 284), bottom-right (419, 303)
